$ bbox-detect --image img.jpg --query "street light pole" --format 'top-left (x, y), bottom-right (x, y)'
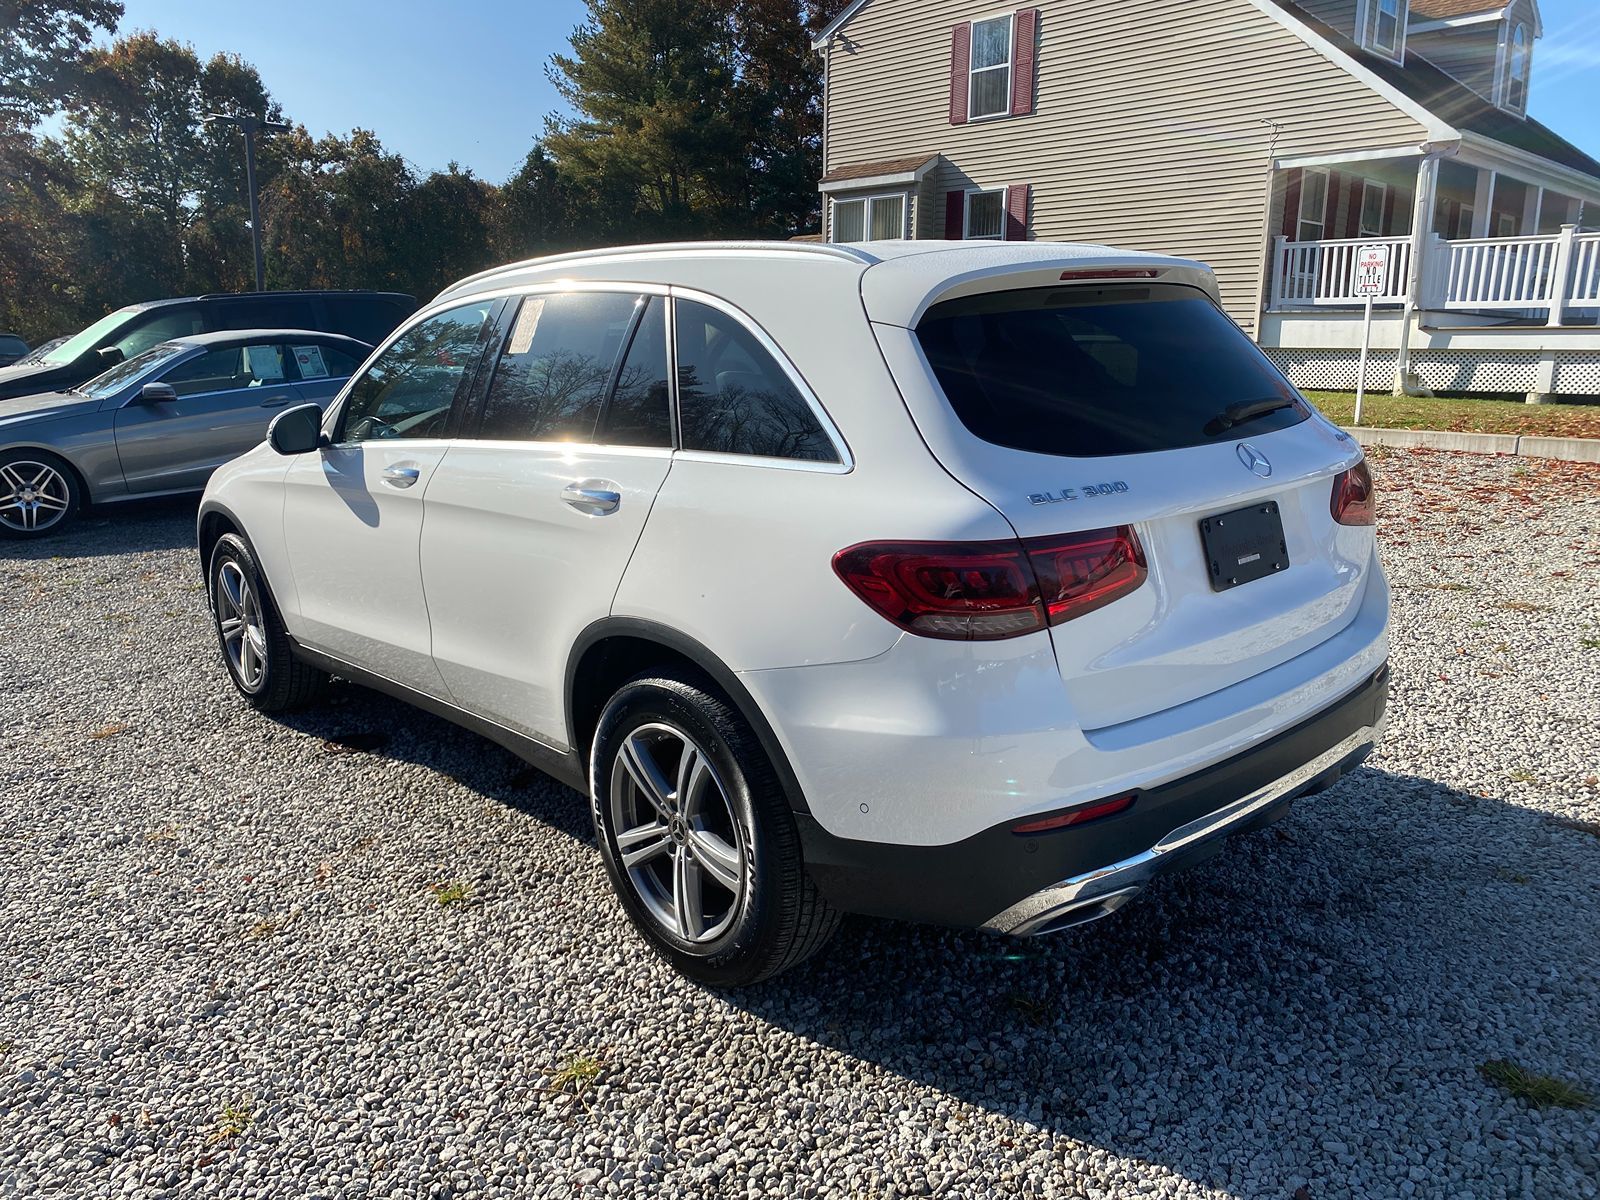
top-left (204, 112), bottom-right (290, 292)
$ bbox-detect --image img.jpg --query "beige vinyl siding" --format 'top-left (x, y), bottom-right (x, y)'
top-left (1409, 22), bottom-right (1502, 97)
top-left (823, 0), bottom-right (1428, 330)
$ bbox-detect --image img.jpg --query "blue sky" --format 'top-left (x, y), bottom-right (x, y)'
top-left (101, 0), bottom-right (1600, 182)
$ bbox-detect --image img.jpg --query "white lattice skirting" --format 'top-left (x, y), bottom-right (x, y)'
top-left (1268, 348), bottom-right (1600, 396)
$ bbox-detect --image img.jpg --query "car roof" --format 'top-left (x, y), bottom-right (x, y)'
top-left (165, 329), bottom-right (373, 351)
top-left (434, 239), bottom-right (1219, 329)
top-left (121, 290), bottom-right (414, 313)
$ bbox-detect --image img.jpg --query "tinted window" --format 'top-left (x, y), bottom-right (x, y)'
top-left (477, 292), bottom-right (637, 443)
top-left (675, 300), bottom-right (835, 462)
top-left (290, 342), bottom-right (364, 380)
top-left (161, 342), bottom-right (289, 397)
top-left (915, 284), bottom-right (1308, 458)
top-left (112, 308), bottom-right (204, 359)
top-left (337, 301), bottom-right (494, 444)
top-left (0, 335), bottom-right (27, 357)
top-left (215, 297), bottom-right (315, 331)
top-left (601, 298), bottom-right (671, 448)
top-left (78, 343), bottom-right (189, 401)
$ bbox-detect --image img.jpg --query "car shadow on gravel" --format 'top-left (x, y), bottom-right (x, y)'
top-left (720, 765), bottom-right (1600, 1195)
top-left (0, 496), bottom-right (200, 559)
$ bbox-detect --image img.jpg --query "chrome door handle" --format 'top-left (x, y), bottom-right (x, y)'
top-left (561, 482), bottom-right (621, 515)
top-left (381, 465), bottom-right (421, 489)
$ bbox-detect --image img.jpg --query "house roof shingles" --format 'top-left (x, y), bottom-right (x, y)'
top-left (1278, 1), bottom-right (1600, 180)
top-left (819, 153), bottom-right (938, 185)
top-left (1409, 0), bottom-right (1504, 19)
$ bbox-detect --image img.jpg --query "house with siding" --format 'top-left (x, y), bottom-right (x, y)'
top-left (812, 0), bottom-right (1600, 399)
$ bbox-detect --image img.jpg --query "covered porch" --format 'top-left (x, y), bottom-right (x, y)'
top-left (1266, 148), bottom-right (1598, 327)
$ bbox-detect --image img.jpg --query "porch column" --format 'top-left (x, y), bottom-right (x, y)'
top-left (1393, 154), bottom-right (1441, 396)
top-left (1471, 169), bottom-right (1496, 238)
top-left (1522, 186), bottom-right (1543, 236)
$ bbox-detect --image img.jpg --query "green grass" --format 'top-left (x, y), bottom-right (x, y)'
top-left (430, 879), bottom-right (473, 907)
top-left (547, 1054), bottom-right (605, 1104)
top-left (1303, 391), bottom-right (1600, 438)
top-left (1479, 1060), bottom-right (1593, 1109)
top-left (208, 1098), bottom-right (255, 1143)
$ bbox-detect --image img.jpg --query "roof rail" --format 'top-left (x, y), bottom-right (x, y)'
top-left (439, 240), bottom-right (876, 298)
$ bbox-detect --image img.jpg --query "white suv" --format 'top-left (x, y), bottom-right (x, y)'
top-left (199, 241), bottom-right (1389, 986)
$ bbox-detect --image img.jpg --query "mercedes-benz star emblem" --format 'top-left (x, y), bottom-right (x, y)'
top-left (1237, 442), bottom-right (1272, 478)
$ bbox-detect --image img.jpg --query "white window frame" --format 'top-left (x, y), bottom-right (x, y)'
top-left (1503, 23), bottom-right (1530, 113)
top-left (1356, 0), bottom-right (1407, 61)
top-left (967, 12), bottom-right (1014, 122)
top-left (1297, 168), bottom-right (1330, 242)
top-left (1358, 180), bottom-right (1389, 237)
top-left (963, 187), bottom-right (1008, 240)
top-left (1496, 212), bottom-right (1518, 238)
top-left (1456, 204), bottom-right (1475, 239)
top-left (831, 192), bottom-right (908, 243)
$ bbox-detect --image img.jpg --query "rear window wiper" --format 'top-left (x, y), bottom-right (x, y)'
top-left (1204, 396), bottom-right (1300, 437)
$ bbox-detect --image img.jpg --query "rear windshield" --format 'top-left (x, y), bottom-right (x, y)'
top-left (915, 283), bottom-right (1308, 458)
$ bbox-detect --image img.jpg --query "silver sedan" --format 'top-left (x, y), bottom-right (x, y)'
top-left (0, 329), bottom-right (371, 538)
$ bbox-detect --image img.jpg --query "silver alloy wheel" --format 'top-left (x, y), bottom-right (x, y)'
top-left (215, 560), bottom-right (268, 691)
top-left (609, 722), bottom-right (747, 943)
top-left (0, 460), bottom-right (71, 533)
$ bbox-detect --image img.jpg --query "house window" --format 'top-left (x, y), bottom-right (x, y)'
top-left (1496, 212), bottom-right (1518, 238)
top-left (1359, 181), bottom-right (1388, 237)
top-left (965, 189), bottom-right (1006, 239)
top-left (969, 14), bottom-right (1013, 120)
top-left (832, 193), bottom-right (907, 243)
top-left (1456, 205), bottom-right (1475, 239)
top-left (1359, 0), bottom-right (1405, 58)
top-left (1506, 24), bottom-right (1530, 111)
top-left (1297, 169), bottom-right (1329, 242)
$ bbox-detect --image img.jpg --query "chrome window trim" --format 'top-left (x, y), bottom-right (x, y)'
top-left (667, 285), bottom-right (854, 472)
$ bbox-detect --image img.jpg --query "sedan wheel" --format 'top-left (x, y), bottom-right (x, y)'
top-left (0, 456), bottom-right (75, 536)
top-left (610, 723), bottom-right (747, 943)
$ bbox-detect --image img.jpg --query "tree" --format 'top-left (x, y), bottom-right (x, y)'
top-left (0, 0), bottom-right (122, 132)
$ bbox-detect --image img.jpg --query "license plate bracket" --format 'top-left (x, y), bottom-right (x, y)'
top-left (1199, 501), bottom-right (1289, 592)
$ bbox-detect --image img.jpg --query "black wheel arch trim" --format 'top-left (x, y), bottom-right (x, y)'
top-left (565, 617), bottom-right (813, 817)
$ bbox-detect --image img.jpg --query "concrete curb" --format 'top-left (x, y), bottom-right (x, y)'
top-left (1341, 427), bottom-right (1600, 463)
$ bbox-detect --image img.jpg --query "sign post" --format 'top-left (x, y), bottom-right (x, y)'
top-left (1352, 244), bottom-right (1391, 426)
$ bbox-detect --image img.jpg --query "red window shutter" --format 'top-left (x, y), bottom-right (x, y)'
top-left (1011, 9), bottom-right (1039, 116)
top-left (1004, 184), bottom-right (1031, 241)
top-left (1343, 176), bottom-right (1364, 239)
top-left (950, 23), bottom-right (972, 125)
top-left (1281, 169), bottom-right (1303, 238)
top-left (945, 190), bottom-right (966, 240)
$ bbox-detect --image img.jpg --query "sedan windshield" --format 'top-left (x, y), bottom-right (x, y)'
top-left (38, 307), bottom-right (141, 366)
top-left (76, 343), bottom-right (191, 401)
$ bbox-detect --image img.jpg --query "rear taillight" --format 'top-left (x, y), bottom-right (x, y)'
top-left (1012, 793), bottom-right (1136, 835)
top-left (1330, 459), bottom-right (1375, 526)
top-left (832, 526), bottom-right (1146, 642)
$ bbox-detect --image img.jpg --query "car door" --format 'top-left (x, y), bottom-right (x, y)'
top-left (280, 299), bottom-right (498, 697)
top-left (419, 288), bottom-right (674, 744)
top-left (113, 340), bottom-right (301, 494)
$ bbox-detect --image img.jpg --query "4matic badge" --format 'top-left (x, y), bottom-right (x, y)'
top-left (1027, 480), bottom-right (1130, 506)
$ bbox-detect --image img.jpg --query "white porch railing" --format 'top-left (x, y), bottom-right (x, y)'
top-left (1270, 236), bottom-right (1411, 307)
top-left (1272, 225), bottom-right (1600, 326)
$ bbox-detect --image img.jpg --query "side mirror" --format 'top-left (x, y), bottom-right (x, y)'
top-left (138, 382), bottom-right (178, 404)
top-left (268, 402), bottom-right (327, 456)
top-left (96, 345), bottom-right (125, 367)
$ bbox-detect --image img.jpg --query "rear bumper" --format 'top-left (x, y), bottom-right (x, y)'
top-left (796, 662), bottom-right (1388, 931)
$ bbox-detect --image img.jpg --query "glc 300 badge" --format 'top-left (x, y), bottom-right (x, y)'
top-left (1028, 481), bottom-right (1129, 506)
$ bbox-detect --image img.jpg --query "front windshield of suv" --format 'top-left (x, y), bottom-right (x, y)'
top-left (76, 343), bottom-right (190, 400)
top-left (39, 307), bottom-right (141, 366)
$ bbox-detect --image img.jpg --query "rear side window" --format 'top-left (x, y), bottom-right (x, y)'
top-left (337, 300), bottom-right (494, 444)
top-left (477, 292), bottom-right (639, 442)
top-left (601, 298), bottom-right (671, 448)
top-left (675, 299), bottom-right (836, 463)
top-left (323, 296), bottom-right (412, 345)
top-left (214, 297), bottom-right (315, 331)
top-left (915, 284), bottom-right (1307, 458)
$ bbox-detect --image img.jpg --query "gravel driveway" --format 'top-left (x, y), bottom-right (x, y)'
top-left (2, 449), bottom-right (1597, 1200)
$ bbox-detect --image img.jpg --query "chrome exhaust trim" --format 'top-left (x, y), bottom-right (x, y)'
top-left (983, 724), bottom-right (1381, 937)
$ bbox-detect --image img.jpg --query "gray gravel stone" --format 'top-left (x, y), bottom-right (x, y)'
top-left (0, 449), bottom-right (1597, 1199)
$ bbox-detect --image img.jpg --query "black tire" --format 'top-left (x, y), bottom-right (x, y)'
top-left (208, 532), bottom-right (327, 712)
top-left (0, 448), bottom-right (81, 539)
top-left (590, 672), bottom-right (839, 987)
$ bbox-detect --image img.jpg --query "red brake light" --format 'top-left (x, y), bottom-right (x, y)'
top-left (1331, 459), bottom-right (1375, 527)
top-left (832, 527), bottom-right (1147, 642)
top-left (1058, 268), bottom-right (1160, 281)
